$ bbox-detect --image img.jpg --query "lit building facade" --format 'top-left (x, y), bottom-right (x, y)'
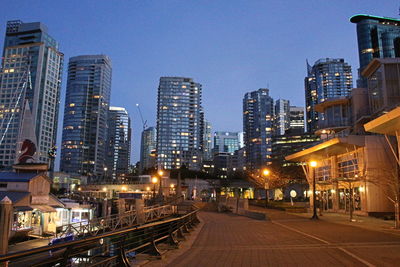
top-left (243, 88), bottom-right (274, 170)
top-left (0, 20), bottom-right (63, 168)
top-left (156, 77), bottom-right (202, 170)
top-left (350, 14), bottom-right (400, 87)
top-left (106, 107), bottom-right (131, 181)
top-left (60, 55), bottom-right (112, 180)
top-left (305, 58), bottom-right (353, 133)
top-left (272, 133), bottom-right (319, 167)
top-left (213, 131), bottom-right (240, 154)
top-left (289, 106), bottom-right (305, 133)
top-left (274, 99), bottom-right (290, 135)
top-left (139, 127), bottom-right (156, 173)
top-left (202, 120), bottom-right (213, 161)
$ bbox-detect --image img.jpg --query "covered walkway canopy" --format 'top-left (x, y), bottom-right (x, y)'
top-left (364, 107), bottom-right (400, 136)
top-left (285, 136), bottom-right (365, 162)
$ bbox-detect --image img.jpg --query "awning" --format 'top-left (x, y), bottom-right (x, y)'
top-left (31, 205), bottom-right (57, 212)
top-left (285, 136), bottom-right (365, 162)
top-left (364, 107), bottom-right (400, 136)
top-left (14, 206), bottom-right (33, 212)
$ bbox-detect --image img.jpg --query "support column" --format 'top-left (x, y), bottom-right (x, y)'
top-left (0, 197), bottom-right (12, 256)
top-left (135, 199), bottom-right (145, 224)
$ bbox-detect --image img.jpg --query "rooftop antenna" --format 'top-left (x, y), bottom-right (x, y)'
top-left (136, 103), bottom-right (147, 131)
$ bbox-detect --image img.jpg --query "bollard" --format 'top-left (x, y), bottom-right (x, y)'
top-left (0, 196), bottom-right (12, 267)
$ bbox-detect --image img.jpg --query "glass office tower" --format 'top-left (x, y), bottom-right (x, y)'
top-left (0, 20), bottom-right (63, 168)
top-left (202, 120), bottom-right (213, 161)
top-left (106, 106), bottom-right (131, 181)
top-left (213, 131), bottom-right (240, 154)
top-left (243, 88), bottom-right (274, 170)
top-left (289, 106), bottom-right (305, 133)
top-left (350, 14), bottom-right (400, 87)
top-left (60, 55), bottom-right (112, 181)
top-left (156, 77), bottom-right (203, 170)
top-left (140, 127), bottom-right (156, 173)
top-left (275, 99), bottom-right (290, 136)
top-left (305, 58), bottom-right (353, 133)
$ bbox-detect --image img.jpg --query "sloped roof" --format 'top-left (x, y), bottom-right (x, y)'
top-left (0, 191), bottom-right (30, 204)
top-left (0, 172), bottom-right (38, 182)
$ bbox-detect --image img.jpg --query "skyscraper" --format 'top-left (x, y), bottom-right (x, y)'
top-left (106, 106), bottom-right (131, 181)
top-left (0, 20), bottom-right (63, 168)
top-left (243, 88), bottom-right (274, 170)
top-left (213, 131), bottom-right (240, 154)
top-left (305, 58), bottom-right (353, 133)
top-left (139, 127), bottom-right (156, 173)
top-left (202, 120), bottom-right (213, 161)
top-left (289, 106), bottom-right (305, 133)
top-left (60, 55), bottom-right (112, 180)
top-left (350, 15), bottom-right (400, 87)
top-left (156, 77), bottom-right (202, 170)
top-left (274, 99), bottom-right (290, 136)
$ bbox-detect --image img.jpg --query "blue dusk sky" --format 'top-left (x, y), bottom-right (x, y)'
top-left (0, 0), bottom-right (397, 167)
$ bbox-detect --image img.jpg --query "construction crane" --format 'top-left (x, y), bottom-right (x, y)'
top-left (136, 103), bottom-right (148, 131)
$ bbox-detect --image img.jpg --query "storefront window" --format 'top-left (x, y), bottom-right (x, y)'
top-left (354, 187), bottom-right (362, 210)
top-left (13, 211), bottom-right (32, 231)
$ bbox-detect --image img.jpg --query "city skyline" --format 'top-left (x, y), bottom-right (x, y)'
top-left (0, 1), bottom-right (397, 165)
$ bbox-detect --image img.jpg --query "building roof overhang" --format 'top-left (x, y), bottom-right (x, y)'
top-left (314, 98), bottom-right (349, 113)
top-left (364, 107), bottom-right (400, 136)
top-left (350, 14), bottom-right (400, 24)
top-left (285, 136), bottom-right (365, 162)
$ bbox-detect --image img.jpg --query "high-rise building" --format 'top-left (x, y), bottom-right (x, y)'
top-left (106, 107), bottom-right (131, 181)
top-left (289, 106), bottom-right (305, 133)
top-left (0, 20), bottom-right (63, 168)
top-left (213, 131), bottom-right (240, 154)
top-left (60, 55), bottom-right (112, 180)
top-left (156, 77), bottom-right (202, 170)
top-left (350, 15), bottom-right (400, 87)
top-left (275, 99), bottom-right (290, 136)
top-left (238, 132), bottom-right (244, 148)
top-left (305, 58), bottom-right (353, 133)
top-left (243, 88), bottom-right (274, 170)
top-left (139, 127), bottom-right (156, 173)
top-left (202, 120), bottom-right (212, 161)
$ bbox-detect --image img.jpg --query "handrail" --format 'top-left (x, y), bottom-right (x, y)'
top-left (56, 204), bottom-right (174, 238)
top-left (0, 208), bottom-right (199, 263)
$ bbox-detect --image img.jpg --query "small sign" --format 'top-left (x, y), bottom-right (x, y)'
top-left (31, 195), bottom-right (49, 204)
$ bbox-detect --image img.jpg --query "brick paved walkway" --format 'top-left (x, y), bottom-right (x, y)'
top-left (167, 210), bottom-right (400, 266)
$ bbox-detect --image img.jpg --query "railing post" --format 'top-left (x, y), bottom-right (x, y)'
top-left (147, 226), bottom-right (162, 257)
top-left (118, 235), bottom-right (130, 267)
top-left (176, 218), bottom-right (186, 241)
top-left (167, 222), bottom-right (179, 247)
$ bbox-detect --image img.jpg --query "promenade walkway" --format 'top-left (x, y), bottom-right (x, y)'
top-left (163, 209), bottom-right (400, 267)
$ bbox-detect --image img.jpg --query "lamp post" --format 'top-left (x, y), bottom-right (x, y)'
top-left (103, 167), bottom-right (108, 183)
top-left (310, 161), bottom-right (319, 220)
top-left (157, 170), bottom-right (164, 197)
top-left (262, 169), bottom-right (270, 208)
top-left (151, 176), bottom-right (158, 200)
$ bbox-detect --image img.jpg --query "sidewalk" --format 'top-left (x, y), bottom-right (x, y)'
top-left (295, 211), bottom-right (398, 234)
top-left (249, 205), bottom-right (400, 236)
top-left (7, 237), bottom-right (51, 253)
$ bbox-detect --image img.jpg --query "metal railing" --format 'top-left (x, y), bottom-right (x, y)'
top-left (56, 204), bottom-right (175, 239)
top-left (0, 208), bottom-right (200, 266)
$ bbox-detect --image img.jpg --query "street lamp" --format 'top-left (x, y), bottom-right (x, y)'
top-left (103, 167), bottom-right (108, 183)
top-left (151, 176), bottom-right (158, 199)
top-left (310, 160), bottom-right (318, 220)
top-left (262, 168), bottom-right (270, 208)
